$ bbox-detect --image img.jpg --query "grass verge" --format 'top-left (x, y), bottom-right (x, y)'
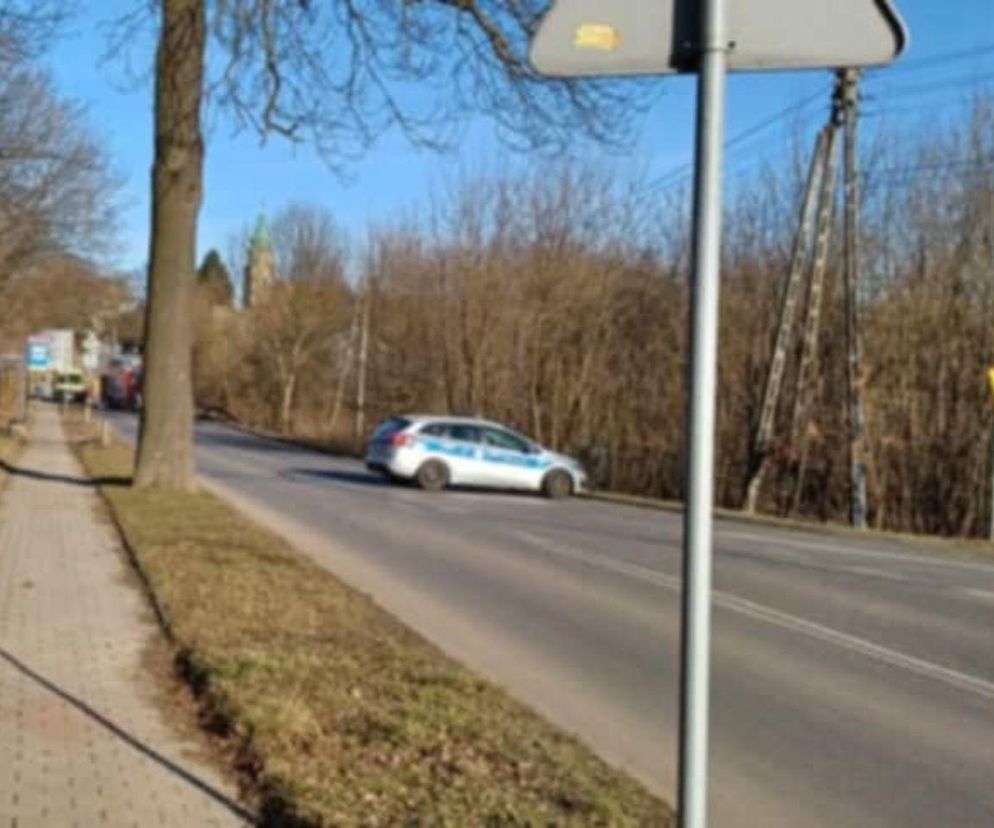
top-left (67, 416), bottom-right (671, 827)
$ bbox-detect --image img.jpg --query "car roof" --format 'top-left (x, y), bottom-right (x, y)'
top-left (400, 414), bottom-right (507, 430)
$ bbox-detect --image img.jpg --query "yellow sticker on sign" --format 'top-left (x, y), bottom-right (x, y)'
top-left (574, 23), bottom-right (621, 51)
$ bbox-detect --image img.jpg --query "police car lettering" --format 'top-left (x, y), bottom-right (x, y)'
top-left (481, 449), bottom-right (551, 470)
top-left (422, 439), bottom-right (476, 459)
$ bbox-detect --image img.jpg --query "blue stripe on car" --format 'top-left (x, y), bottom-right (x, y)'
top-left (422, 439), bottom-right (477, 459)
top-left (481, 450), bottom-right (551, 469)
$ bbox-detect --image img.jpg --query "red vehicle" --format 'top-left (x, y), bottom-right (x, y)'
top-left (101, 361), bottom-right (143, 410)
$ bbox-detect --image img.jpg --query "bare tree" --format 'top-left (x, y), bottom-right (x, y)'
top-left (0, 16), bottom-right (119, 345)
top-left (0, 61), bottom-right (118, 296)
top-left (250, 279), bottom-right (347, 432)
top-left (270, 203), bottom-right (348, 284)
top-left (0, 1), bottom-right (66, 65)
top-left (0, 255), bottom-right (130, 351)
top-left (121, 0), bottom-right (652, 489)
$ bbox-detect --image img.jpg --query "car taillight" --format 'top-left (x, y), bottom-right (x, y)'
top-left (390, 432), bottom-right (414, 448)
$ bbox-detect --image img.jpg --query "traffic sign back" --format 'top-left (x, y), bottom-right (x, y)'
top-left (530, 0), bottom-right (907, 77)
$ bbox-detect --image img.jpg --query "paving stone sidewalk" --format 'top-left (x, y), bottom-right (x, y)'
top-left (0, 405), bottom-right (253, 828)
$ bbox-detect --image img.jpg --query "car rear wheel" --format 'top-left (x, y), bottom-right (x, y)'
top-left (542, 469), bottom-right (573, 500)
top-left (415, 460), bottom-right (449, 492)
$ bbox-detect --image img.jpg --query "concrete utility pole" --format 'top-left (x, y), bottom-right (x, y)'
top-left (840, 67), bottom-right (869, 530)
top-left (744, 127), bottom-right (829, 514)
top-left (789, 109), bottom-right (841, 515)
top-left (745, 71), bottom-right (872, 525)
top-left (330, 295), bottom-right (360, 435)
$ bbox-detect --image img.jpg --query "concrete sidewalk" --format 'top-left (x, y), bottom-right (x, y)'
top-left (0, 405), bottom-right (253, 828)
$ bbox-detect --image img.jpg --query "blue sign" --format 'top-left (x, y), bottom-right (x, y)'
top-left (26, 339), bottom-right (51, 370)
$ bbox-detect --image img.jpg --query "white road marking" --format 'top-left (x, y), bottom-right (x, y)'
top-left (841, 565), bottom-right (915, 584)
top-left (450, 493), bottom-right (546, 507)
top-left (515, 530), bottom-right (994, 702)
top-left (961, 588), bottom-right (994, 604)
top-left (721, 529), bottom-right (994, 575)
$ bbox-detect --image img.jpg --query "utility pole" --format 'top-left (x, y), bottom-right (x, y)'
top-left (330, 293), bottom-right (360, 434)
top-left (788, 106), bottom-right (841, 515)
top-left (354, 278), bottom-right (370, 449)
top-left (744, 127), bottom-right (830, 513)
top-left (840, 67), bottom-right (869, 530)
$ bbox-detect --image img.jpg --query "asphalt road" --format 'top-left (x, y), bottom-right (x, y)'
top-left (109, 413), bottom-right (994, 827)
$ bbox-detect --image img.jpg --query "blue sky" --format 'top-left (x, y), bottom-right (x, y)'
top-left (46, 1), bottom-right (994, 279)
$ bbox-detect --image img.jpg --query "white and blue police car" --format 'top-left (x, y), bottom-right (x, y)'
top-left (365, 414), bottom-right (586, 498)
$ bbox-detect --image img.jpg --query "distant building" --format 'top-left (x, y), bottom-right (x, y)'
top-left (243, 214), bottom-right (277, 308)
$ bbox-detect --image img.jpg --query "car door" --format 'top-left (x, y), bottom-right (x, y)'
top-left (479, 427), bottom-right (545, 490)
top-left (435, 423), bottom-right (486, 486)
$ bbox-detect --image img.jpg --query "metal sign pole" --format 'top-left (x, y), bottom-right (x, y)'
top-left (678, 0), bottom-right (727, 825)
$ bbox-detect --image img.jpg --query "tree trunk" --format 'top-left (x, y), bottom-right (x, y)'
top-left (134, 0), bottom-right (206, 490)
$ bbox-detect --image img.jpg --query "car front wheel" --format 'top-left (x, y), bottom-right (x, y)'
top-left (542, 469), bottom-right (573, 500)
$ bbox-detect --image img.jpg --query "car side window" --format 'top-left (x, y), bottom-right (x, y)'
top-left (420, 423), bottom-right (447, 437)
top-left (447, 424), bottom-right (481, 443)
top-left (483, 428), bottom-right (530, 453)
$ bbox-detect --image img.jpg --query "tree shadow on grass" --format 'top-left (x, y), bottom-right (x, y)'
top-left (0, 458), bottom-right (132, 488)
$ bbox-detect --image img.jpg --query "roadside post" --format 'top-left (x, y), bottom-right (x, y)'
top-left (529, 3), bottom-right (906, 826)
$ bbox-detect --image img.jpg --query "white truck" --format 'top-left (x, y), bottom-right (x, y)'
top-left (27, 329), bottom-right (79, 401)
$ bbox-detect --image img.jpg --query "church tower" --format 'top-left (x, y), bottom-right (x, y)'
top-left (243, 214), bottom-right (276, 308)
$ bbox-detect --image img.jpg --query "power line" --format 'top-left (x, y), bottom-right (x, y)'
top-left (862, 97), bottom-right (982, 118)
top-left (868, 68), bottom-right (994, 100)
top-left (864, 158), bottom-right (994, 187)
top-left (868, 156), bottom-right (994, 176)
top-left (867, 42), bottom-right (994, 78)
top-left (638, 87), bottom-right (827, 199)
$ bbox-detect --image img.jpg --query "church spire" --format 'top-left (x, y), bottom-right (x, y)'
top-left (243, 213), bottom-right (276, 308)
top-left (249, 213), bottom-right (273, 252)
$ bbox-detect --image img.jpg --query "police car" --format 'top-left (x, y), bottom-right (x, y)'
top-left (365, 415), bottom-right (586, 498)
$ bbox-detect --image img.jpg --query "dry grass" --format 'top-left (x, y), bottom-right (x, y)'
top-left (69, 419), bottom-right (671, 827)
